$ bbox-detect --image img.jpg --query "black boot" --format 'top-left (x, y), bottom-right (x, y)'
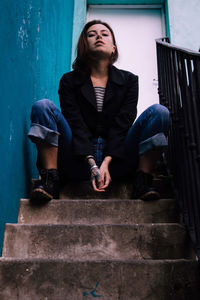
top-left (30, 169), bottom-right (60, 203)
top-left (132, 170), bottom-right (160, 200)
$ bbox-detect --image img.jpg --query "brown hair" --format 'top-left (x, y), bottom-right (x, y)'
top-left (72, 20), bottom-right (119, 74)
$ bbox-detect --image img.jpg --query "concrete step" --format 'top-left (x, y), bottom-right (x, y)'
top-left (2, 223), bottom-right (192, 260)
top-left (18, 198), bottom-right (179, 225)
top-left (0, 258), bottom-right (199, 300)
top-left (60, 177), bottom-right (173, 199)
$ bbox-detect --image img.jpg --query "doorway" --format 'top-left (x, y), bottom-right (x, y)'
top-left (87, 5), bottom-right (166, 116)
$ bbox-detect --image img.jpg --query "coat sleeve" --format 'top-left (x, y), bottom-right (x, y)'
top-left (58, 74), bottom-right (93, 157)
top-left (104, 74), bottom-right (139, 159)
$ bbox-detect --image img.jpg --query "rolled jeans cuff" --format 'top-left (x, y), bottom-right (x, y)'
top-left (28, 123), bottom-right (60, 146)
top-left (139, 132), bottom-right (168, 155)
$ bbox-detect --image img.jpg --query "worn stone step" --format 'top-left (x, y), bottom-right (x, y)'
top-left (0, 258), bottom-right (199, 300)
top-left (2, 224), bottom-right (192, 260)
top-left (60, 178), bottom-right (173, 199)
top-left (18, 198), bottom-right (179, 225)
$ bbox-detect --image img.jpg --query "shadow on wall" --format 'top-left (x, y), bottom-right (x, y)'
top-left (0, 117), bottom-right (38, 256)
top-left (23, 117), bottom-right (38, 196)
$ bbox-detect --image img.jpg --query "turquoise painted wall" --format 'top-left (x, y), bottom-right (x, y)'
top-left (0, 0), bottom-right (74, 253)
top-left (168, 0), bottom-right (200, 51)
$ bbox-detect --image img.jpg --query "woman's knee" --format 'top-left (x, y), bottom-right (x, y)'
top-left (31, 99), bottom-right (54, 121)
top-left (31, 99), bottom-right (53, 114)
top-left (149, 103), bottom-right (169, 123)
top-left (149, 103), bottom-right (169, 116)
top-left (149, 104), bottom-right (170, 133)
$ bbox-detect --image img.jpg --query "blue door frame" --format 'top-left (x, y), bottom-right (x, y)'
top-left (71, 0), bottom-right (170, 67)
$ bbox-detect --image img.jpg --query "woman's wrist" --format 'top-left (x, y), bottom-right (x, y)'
top-left (86, 155), bottom-right (96, 168)
top-left (102, 156), bottom-right (112, 166)
top-left (90, 164), bottom-right (98, 171)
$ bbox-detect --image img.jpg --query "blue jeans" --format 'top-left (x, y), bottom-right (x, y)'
top-left (28, 99), bottom-right (170, 180)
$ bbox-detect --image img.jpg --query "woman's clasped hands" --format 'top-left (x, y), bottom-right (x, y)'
top-left (87, 155), bottom-right (112, 192)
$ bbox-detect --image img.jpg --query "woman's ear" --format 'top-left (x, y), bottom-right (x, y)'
top-left (112, 45), bottom-right (116, 54)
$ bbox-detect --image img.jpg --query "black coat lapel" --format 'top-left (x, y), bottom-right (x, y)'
top-left (104, 80), bottom-right (115, 106)
top-left (76, 66), bottom-right (125, 110)
top-left (104, 66), bottom-right (125, 106)
top-left (81, 77), bottom-right (97, 110)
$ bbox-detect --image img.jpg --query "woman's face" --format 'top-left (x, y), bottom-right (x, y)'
top-left (86, 24), bottom-right (116, 57)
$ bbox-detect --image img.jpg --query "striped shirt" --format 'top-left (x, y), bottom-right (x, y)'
top-left (94, 87), bottom-right (105, 112)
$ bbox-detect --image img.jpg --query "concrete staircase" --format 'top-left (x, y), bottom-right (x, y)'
top-left (0, 181), bottom-right (200, 299)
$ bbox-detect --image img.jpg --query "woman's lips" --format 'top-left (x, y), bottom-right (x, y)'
top-left (95, 41), bottom-right (104, 46)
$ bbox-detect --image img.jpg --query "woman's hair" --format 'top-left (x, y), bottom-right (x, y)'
top-left (72, 20), bottom-right (119, 73)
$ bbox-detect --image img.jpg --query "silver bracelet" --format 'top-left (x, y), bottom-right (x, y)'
top-left (90, 165), bottom-right (98, 171)
top-left (86, 155), bottom-right (95, 161)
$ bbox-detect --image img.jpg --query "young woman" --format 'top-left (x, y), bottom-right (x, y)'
top-left (28, 20), bottom-right (169, 202)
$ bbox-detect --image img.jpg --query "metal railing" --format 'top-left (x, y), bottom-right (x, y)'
top-left (156, 38), bottom-right (200, 259)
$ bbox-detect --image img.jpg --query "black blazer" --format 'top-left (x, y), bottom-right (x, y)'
top-left (58, 65), bottom-right (138, 159)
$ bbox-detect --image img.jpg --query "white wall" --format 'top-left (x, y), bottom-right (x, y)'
top-left (168, 0), bottom-right (200, 51)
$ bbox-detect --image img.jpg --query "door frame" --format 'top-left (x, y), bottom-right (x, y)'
top-left (87, 4), bottom-right (166, 37)
top-left (71, 0), bottom-right (170, 68)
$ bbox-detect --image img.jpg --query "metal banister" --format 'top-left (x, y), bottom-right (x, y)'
top-left (156, 38), bottom-right (200, 259)
top-left (156, 38), bottom-right (200, 56)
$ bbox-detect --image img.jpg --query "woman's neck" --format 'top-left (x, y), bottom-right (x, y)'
top-left (90, 60), bottom-right (109, 79)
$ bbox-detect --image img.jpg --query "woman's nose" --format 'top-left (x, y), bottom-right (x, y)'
top-left (96, 34), bottom-right (102, 40)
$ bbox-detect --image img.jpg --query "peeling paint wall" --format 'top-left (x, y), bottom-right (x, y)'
top-left (168, 0), bottom-right (200, 51)
top-left (0, 0), bottom-right (74, 253)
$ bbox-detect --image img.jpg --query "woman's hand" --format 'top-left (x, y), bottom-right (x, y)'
top-left (99, 160), bottom-right (112, 190)
top-left (86, 155), bottom-right (105, 192)
top-left (97, 156), bottom-right (112, 190)
top-left (86, 155), bottom-right (112, 192)
top-left (91, 166), bottom-right (106, 192)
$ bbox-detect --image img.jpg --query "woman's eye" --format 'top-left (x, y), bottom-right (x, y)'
top-left (87, 33), bottom-right (109, 37)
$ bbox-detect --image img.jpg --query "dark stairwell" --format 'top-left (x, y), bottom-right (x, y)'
top-left (0, 39), bottom-right (200, 299)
